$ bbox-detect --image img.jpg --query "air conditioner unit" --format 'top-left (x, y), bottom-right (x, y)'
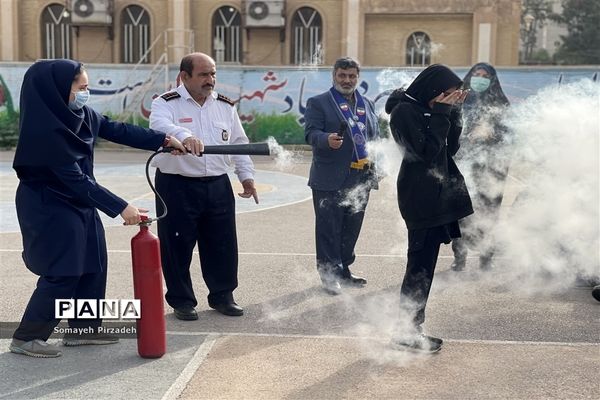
top-left (68, 0), bottom-right (113, 26)
top-left (245, 0), bottom-right (285, 28)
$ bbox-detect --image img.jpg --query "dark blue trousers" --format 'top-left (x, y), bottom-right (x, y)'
top-left (155, 171), bottom-right (238, 308)
top-left (13, 270), bottom-right (107, 342)
top-left (311, 169), bottom-right (371, 277)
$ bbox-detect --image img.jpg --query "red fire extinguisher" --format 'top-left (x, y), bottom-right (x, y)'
top-left (131, 215), bottom-right (166, 358)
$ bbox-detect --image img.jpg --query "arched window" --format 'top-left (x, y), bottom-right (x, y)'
top-left (212, 6), bottom-right (242, 63)
top-left (406, 32), bottom-right (431, 66)
top-left (291, 7), bottom-right (323, 65)
top-left (121, 5), bottom-right (151, 64)
top-left (41, 4), bottom-right (72, 59)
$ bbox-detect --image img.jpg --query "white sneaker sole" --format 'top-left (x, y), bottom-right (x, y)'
top-left (9, 344), bottom-right (62, 358)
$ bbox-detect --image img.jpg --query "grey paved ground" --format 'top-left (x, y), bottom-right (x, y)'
top-left (0, 149), bottom-right (598, 400)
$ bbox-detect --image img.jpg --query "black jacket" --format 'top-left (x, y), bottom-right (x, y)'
top-left (386, 89), bottom-right (473, 230)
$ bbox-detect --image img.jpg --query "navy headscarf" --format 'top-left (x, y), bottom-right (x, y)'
top-left (13, 59), bottom-right (93, 168)
top-left (405, 64), bottom-right (463, 108)
top-left (462, 62), bottom-right (509, 109)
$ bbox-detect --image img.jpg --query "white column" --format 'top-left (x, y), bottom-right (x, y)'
top-left (344, 0), bottom-right (360, 59)
top-left (0, 0), bottom-right (17, 61)
top-left (171, 0), bottom-right (188, 62)
top-left (477, 23), bottom-right (491, 63)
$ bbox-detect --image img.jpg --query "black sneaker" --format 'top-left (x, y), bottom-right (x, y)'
top-left (319, 271), bottom-right (342, 295)
top-left (391, 333), bottom-right (443, 354)
top-left (479, 256), bottom-right (494, 271)
top-left (450, 258), bottom-right (466, 271)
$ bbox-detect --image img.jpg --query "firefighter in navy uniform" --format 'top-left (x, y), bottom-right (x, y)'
top-left (150, 52), bottom-right (258, 319)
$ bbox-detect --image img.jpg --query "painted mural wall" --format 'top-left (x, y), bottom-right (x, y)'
top-left (0, 63), bottom-right (598, 146)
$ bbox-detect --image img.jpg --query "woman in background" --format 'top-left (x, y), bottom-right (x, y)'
top-left (450, 62), bottom-right (511, 271)
top-left (10, 59), bottom-right (187, 358)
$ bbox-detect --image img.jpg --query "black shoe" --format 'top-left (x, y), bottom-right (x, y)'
top-left (318, 269), bottom-right (342, 295)
top-left (450, 258), bottom-right (466, 271)
top-left (322, 279), bottom-right (342, 295)
top-left (174, 306), bottom-right (198, 321)
top-left (209, 302), bottom-right (244, 316)
top-left (479, 256), bottom-right (494, 271)
top-left (340, 273), bottom-right (367, 287)
top-left (592, 286), bottom-right (600, 302)
top-left (391, 333), bottom-right (443, 354)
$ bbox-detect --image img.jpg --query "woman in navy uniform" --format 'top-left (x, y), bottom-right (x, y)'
top-left (9, 59), bottom-right (186, 358)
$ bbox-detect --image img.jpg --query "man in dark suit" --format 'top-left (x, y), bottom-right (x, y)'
top-left (304, 57), bottom-right (381, 295)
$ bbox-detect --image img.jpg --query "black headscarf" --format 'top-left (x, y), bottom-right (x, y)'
top-left (462, 62), bottom-right (509, 108)
top-left (13, 59), bottom-right (92, 168)
top-left (405, 64), bottom-right (463, 108)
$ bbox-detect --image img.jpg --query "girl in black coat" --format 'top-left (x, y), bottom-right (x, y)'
top-left (385, 64), bottom-right (473, 353)
top-left (451, 62), bottom-right (511, 271)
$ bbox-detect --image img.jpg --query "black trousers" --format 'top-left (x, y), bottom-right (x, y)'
top-left (400, 226), bottom-right (455, 328)
top-left (13, 270), bottom-right (107, 342)
top-left (311, 169), bottom-right (371, 277)
top-left (155, 171), bottom-right (238, 308)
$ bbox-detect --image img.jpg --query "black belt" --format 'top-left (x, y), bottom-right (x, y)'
top-left (158, 170), bottom-right (226, 182)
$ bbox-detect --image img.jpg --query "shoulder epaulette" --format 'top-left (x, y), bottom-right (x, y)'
top-left (217, 93), bottom-right (235, 106)
top-left (161, 91), bottom-right (181, 101)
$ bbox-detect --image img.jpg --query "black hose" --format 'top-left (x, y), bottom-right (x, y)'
top-left (161, 142), bottom-right (271, 156)
top-left (143, 142), bottom-right (270, 224)
top-left (143, 150), bottom-right (168, 224)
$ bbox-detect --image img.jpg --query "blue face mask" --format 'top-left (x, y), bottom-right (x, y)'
top-left (69, 90), bottom-right (90, 110)
top-left (470, 76), bottom-right (491, 93)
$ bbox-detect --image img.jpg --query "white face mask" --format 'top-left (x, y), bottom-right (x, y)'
top-left (69, 89), bottom-right (90, 110)
top-left (470, 76), bottom-right (491, 93)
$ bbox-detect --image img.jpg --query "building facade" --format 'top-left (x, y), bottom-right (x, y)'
top-left (0, 0), bottom-right (521, 66)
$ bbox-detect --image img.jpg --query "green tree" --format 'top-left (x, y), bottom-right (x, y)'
top-left (521, 0), bottom-right (554, 63)
top-left (552, 0), bottom-right (600, 64)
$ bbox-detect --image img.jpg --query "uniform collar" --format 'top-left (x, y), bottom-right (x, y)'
top-left (177, 84), bottom-right (217, 105)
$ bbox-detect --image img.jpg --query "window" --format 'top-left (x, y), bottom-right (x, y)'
top-left (406, 32), bottom-right (431, 66)
top-left (212, 6), bottom-right (242, 63)
top-left (291, 7), bottom-right (323, 65)
top-left (41, 4), bottom-right (72, 59)
top-left (121, 5), bottom-right (150, 64)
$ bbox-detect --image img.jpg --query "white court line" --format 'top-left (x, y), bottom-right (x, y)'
top-left (235, 196), bottom-right (312, 214)
top-left (0, 371), bottom-right (83, 399)
top-left (161, 333), bottom-right (219, 400)
top-left (164, 330), bottom-right (598, 347)
top-left (0, 249), bottom-right (488, 259)
top-left (507, 173), bottom-right (527, 186)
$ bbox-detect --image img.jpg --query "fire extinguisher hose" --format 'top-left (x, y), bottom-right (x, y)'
top-left (143, 150), bottom-right (168, 225)
top-left (143, 142), bottom-right (270, 224)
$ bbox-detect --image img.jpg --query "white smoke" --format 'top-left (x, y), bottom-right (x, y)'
top-left (490, 79), bottom-right (600, 292)
top-left (376, 69), bottom-right (418, 92)
top-left (266, 136), bottom-right (303, 171)
top-left (309, 76), bottom-right (599, 363)
top-left (430, 42), bottom-right (446, 58)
